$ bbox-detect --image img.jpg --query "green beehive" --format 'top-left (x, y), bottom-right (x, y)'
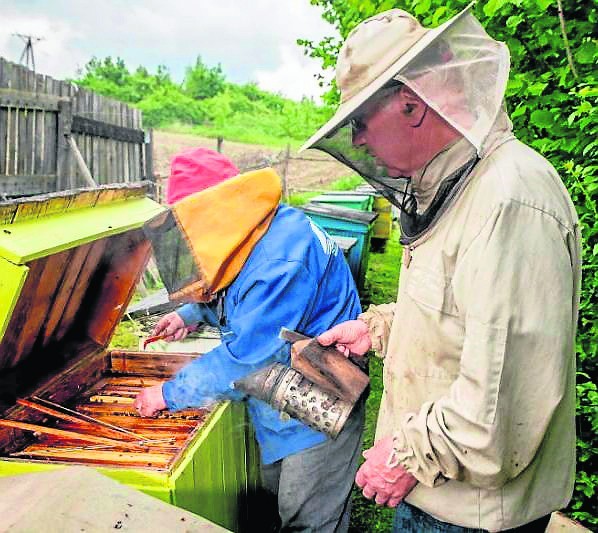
top-left (310, 192), bottom-right (374, 212)
top-left (301, 202), bottom-right (377, 291)
top-left (0, 185), bottom-right (258, 533)
top-left (354, 185), bottom-right (393, 244)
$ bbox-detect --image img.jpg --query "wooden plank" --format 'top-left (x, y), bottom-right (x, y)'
top-left (0, 174), bottom-right (58, 196)
top-left (40, 244), bottom-right (92, 347)
top-left (33, 109), bottom-right (44, 174)
top-left (53, 239), bottom-right (108, 343)
top-left (0, 420), bottom-right (144, 449)
top-left (71, 115), bottom-right (144, 144)
top-left (0, 88), bottom-right (61, 111)
top-left (17, 108), bottom-right (29, 175)
top-left (56, 100), bottom-right (72, 190)
top-left (14, 446), bottom-right (171, 468)
top-left (15, 398), bottom-right (142, 443)
top-left (109, 351), bottom-right (197, 377)
top-left (0, 257), bottom-right (28, 345)
top-left (67, 135), bottom-right (95, 186)
top-left (0, 105), bottom-right (7, 176)
top-left (6, 106), bottom-right (15, 175)
top-left (85, 230), bottom-right (151, 346)
top-left (0, 257), bottom-right (47, 368)
top-left (9, 250), bottom-right (71, 360)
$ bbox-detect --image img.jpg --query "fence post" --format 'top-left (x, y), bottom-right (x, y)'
top-left (56, 99), bottom-right (73, 191)
top-left (217, 136), bottom-right (223, 153)
top-left (281, 143), bottom-right (291, 203)
top-left (144, 128), bottom-right (155, 199)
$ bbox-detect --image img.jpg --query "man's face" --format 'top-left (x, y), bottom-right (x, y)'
top-left (351, 89), bottom-right (427, 178)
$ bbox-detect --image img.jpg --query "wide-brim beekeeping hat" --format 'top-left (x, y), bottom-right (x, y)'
top-left (300, 2), bottom-right (509, 155)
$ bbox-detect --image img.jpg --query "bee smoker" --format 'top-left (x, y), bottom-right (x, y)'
top-left (234, 329), bottom-right (369, 438)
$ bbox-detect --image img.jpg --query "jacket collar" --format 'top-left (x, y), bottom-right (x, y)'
top-left (410, 110), bottom-right (515, 213)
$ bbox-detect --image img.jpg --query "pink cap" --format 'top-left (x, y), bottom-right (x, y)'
top-left (166, 147), bottom-right (239, 205)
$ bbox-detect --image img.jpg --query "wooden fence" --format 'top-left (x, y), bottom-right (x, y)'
top-left (0, 57), bottom-right (152, 197)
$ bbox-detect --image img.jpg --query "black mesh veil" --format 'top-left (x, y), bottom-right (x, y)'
top-left (310, 93), bottom-right (416, 215)
top-left (143, 210), bottom-right (201, 298)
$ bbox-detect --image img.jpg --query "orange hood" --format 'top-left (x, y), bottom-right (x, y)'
top-left (169, 167), bottom-right (282, 302)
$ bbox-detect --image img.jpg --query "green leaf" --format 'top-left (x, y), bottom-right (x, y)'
top-left (483, 0), bottom-right (508, 17)
top-left (575, 41), bottom-right (598, 65)
top-left (530, 109), bottom-right (554, 129)
top-left (535, 0), bottom-right (553, 8)
top-left (431, 6), bottom-right (448, 26)
top-left (506, 15), bottom-right (524, 29)
top-left (527, 82), bottom-right (548, 96)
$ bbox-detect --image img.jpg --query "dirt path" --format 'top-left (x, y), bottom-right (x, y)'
top-left (153, 130), bottom-right (354, 192)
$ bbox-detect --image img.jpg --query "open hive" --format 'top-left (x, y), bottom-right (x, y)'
top-left (0, 185), bottom-right (257, 532)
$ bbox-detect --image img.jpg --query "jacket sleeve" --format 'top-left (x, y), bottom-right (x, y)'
top-left (162, 259), bottom-right (318, 410)
top-left (359, 303), bottom-right (396, 357)
top-left (177, 301), bottom-right (221, 327)
top-left (390, 201), bottom-right (578, 489)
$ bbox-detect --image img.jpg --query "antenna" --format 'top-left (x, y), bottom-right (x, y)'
top-left (13, 33), bottom-right (44, 71)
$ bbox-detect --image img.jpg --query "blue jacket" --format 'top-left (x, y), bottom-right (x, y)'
top-left (162, 204), bottom-right (361, 464)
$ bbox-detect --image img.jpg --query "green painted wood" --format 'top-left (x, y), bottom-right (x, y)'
top-left (0, 257), bottom-right (28, 343)
top-left (0, 197), bottom-right (165, 264)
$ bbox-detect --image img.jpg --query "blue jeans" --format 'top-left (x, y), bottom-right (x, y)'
top-left (393, 501), bottom-right (551, 533)
top-left (260, 401), bottom-right (365, 533)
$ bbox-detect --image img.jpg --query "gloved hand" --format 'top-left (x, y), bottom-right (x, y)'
top-left (317, 319), bottom-right (372, 357)
top-left (152, 311), bottom-right (189, 341)
top-left (134, 384), bottom-right (167, 417)
top-left (355, 436), bottom-right (418, 507)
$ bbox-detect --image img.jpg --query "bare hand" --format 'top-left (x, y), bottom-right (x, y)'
top-left (134, 384), bottom-right (167, 417)
top-left (355, 436), bottom-right (418, 507)
top-left (317, 320), bottom-right (372, 357)
top-left (152, 312), bottom-right (188, 342)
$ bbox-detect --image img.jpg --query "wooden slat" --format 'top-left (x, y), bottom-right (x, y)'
top-left (85, 230), bottom-right (151, 346)
top-left (16, 398), bottom-right (141, 442)
top-left (0, 105), bottom-right (7, 176)
top-left (14, 446), bottom-right (171, 468)
top-left (109, 351), bottom-right (196, 377)
top-left (9, 250), bottom-right (71, 360)
top-left (0, 257), bottom-right (47, 367)
top-left (0, 419), bottom-right (143, 449)
top-left (54, 238), bottom-right (107, 342)
top-left (40, 244), bottom-right (93, 347)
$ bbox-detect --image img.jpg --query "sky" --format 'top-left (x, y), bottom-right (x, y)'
top-left (0, 0), bottom-right (338, 101)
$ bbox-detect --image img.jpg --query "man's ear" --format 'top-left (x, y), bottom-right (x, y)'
top-left (398, 87), bottom-right (426, 127)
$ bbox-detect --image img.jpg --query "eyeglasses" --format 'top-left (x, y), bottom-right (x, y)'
top-left (349, 117), bottom-right (367, 139)
top-left (347, 82), bottom-right (404, 140)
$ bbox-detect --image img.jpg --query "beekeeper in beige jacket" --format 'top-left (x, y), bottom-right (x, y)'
top-left (301, 4), bottom-right (581, 532)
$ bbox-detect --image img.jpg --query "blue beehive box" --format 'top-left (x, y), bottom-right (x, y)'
top-left (302, 202), bottom-right (377, 290)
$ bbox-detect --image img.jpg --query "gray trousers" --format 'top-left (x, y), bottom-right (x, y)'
top-left (260, 401), bottom-right (365, 533)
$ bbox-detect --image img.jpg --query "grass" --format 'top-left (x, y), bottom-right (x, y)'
top-left (161, 122), bottom-right (305, 150)
top-left (348, 228), bottom-right (402, 533)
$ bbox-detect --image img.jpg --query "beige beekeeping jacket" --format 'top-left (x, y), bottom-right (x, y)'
top-left (360, 113), bottom-right (581, 532)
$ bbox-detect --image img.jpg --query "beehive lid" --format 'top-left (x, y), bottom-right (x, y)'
top-left (0, 184), bottom-right (166, 374)
top-left (302, 202), bottom-right (378, 224)
top-left (0, 466), bottom-right (230, 532)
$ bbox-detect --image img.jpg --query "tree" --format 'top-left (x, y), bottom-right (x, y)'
top-left (183, 55), bottom-right (226, 100)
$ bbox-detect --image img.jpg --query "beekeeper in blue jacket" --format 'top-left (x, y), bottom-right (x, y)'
top-left (134, 147), bottom-right (364, 532)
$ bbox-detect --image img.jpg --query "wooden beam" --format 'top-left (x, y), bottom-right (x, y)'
top-left (0, 88), bottom-right (67, 112)
top-left (71, 115), bottom-right (145, 144)
top-left (67, 135), bottom-right (96, 187)
top-left (0, 174), bottom-right (57, 196)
